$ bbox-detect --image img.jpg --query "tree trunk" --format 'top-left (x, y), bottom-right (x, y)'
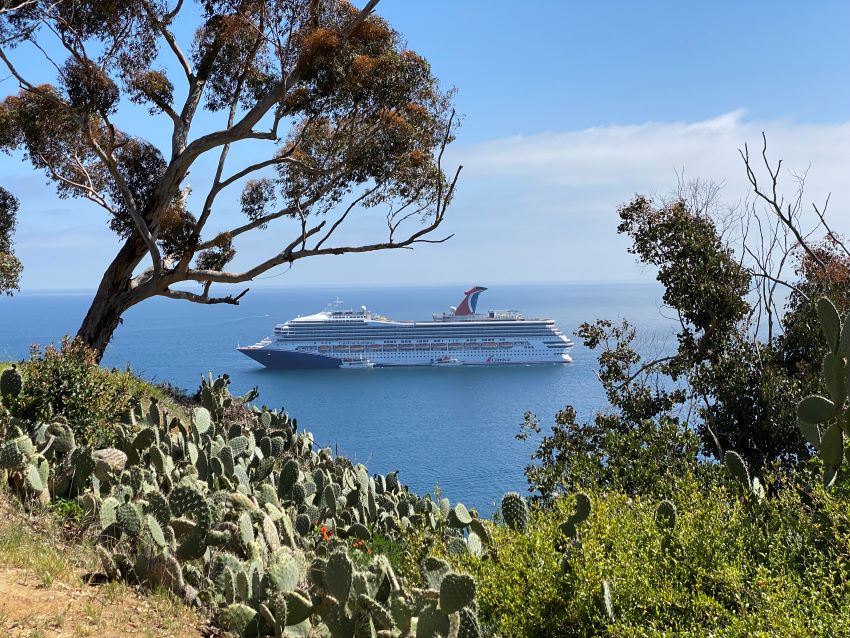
top-left (76, 237), bottom-right (148, 361)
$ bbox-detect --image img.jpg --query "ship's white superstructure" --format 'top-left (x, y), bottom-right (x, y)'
top-left (238, 287), bottom-right (573, 369)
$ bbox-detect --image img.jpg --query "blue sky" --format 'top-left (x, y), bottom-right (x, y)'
top-left (2, 0), bottom-right (849, 290)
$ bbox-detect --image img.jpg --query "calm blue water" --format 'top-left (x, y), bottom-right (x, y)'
top-left (0, 283), bottom-right (673, 513)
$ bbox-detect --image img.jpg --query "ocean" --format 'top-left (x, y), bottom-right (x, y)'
top-left (0, 283), bottom-right (674, 513)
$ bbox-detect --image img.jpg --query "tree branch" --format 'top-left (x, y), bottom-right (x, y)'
top-left (739, 133), bottom-right (826, 270)
top-left (158, 286), bottom-right (250, 305)
top-left (141, 0), bottom-right (193, 83)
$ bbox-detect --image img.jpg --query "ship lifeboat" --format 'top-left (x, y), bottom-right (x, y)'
top-left (448, 343), bottom-right (462, 350)
top-left (432, 343), bottom-right (448, 351)
top-left (465, 342), bottom-right (480, 349)
top-left (416, 343), bottom-right (431, 350)
top-left (481, 342), bottom-right (498, 349)
top-left (367, 344), bottom-right (382, 351)
top-left (399, 344), bottom-right (414, 351)
top-left (333, 345), bottom-right (349, 352)
top-left (318, 345), bottom-right (331, 352)
top-left (350, 345), bottom-right (365, 352)
top-left (498, 342), bottom-right (513, 349)
top-left (383, 344), bottom-right (398, 351)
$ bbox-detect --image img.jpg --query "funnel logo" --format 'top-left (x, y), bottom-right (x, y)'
top-left (454, 286), bottom-right (488, 316)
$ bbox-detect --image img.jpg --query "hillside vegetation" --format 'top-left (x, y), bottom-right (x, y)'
top-left (2, 177), bottom-right (849, 635)
top-left (1, 295), bottom-right (850, 637)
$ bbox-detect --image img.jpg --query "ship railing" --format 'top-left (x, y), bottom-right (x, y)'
top-left (241, 337), bottom-right (272, 349)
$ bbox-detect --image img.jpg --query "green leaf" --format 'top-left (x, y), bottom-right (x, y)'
top-left (797, 395), bottom-right (836, 424)
top-left (817, 297), bottom-right (841, 353)
top-left (820, 422), bottom-right (844, 466)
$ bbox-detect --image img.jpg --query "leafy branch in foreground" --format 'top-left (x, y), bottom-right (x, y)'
top-left (0, 0), bottom-right (459, 357)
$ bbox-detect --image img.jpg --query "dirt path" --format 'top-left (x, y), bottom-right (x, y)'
top-left (0, 566), bottom-right (207, 637)
top-left (0, 493), bottom-right (209, 637)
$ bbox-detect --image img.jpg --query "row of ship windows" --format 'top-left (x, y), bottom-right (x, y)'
top-left (277, 331), bottom-right (560, 339)
top-left (279, 328), bottom-right (558, 333)
top-left (282, 323), bottom-right (554, 329)
top-left (281, 328), bottom-right (557, 333)
top-left (295, 341), bottom-right (535, 353)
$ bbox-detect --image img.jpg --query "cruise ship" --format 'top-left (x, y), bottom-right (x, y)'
top-left (237, 287), bottom-right (573, 369)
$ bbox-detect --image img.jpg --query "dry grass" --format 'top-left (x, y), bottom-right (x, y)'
top-left (0, 493), bottom-right (207, 637)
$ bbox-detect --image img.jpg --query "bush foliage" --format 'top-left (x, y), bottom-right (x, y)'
top-left (448, 473), bottom-right (850, 637)
top-left (7, 337), bottom-right (153, 446)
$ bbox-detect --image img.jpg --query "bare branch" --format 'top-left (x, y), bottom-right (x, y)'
top-left (182, 164), bottom-right (462, 286)
top-left (813, 195), bottom-right (850, 260)
top-left (159, 286), bottom-right (250, 305)
top-left (314, 180), bottom-right (385, 250)
top-left (141, 0), bottom-right (193, 83)
top-left (739, 134), bottom-right (826, 270)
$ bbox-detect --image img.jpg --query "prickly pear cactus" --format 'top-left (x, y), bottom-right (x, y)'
top-left (439, 572), bottom-right (476, 614)
top-left (654, 500), bottom-right (676, 533)
top-left (560, 492), bottom-right (592, 541)
top-left (0, 370), bottom-right (487, 637)
top-left (501, 492), bottom-right (529, 532)
top-left (0, 364), bottom-right (22, 402)
top-left (796, 297), bottom-right (850, 487)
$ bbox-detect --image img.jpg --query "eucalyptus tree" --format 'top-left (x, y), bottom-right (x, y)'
top-left (0, 186), bottom-right (21, 294)
top-left (0, 0), bottom-right (458, 357)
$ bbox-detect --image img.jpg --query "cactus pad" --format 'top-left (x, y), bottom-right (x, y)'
top-left (46, 422), bottom-right (75, 454)
top-left (99, 496), bottom-right (119, 530)
top-left (146, 515), bottom-right (167, 548)
top-left (169, 486), bottom-right (210, 533)
top-left (798, 395), bottom-right (837, 424)
top-left (655, 500), bottom-right (676, 533)
top-left (117, 502), bottom-right (143, 535)
top-left (457, 607), bottom-right (481, 638)
top-left (501, 492), bottom-right (528, 532)
top-left (567, 492), bottom-right (592, 525)
top-left (26, 462), bottom-right (45, 492)
top-left (448, 503), bottom-right (472, 528)
top-left (192, 407), bottom-right (211, 435)
top-left (278, 459), bottom-right (299, 497)
top-left (439, 572), bottom-right (476, 614)
top-left (325, 550), bottom-right (353, 602)
top-left (219, 603), bottom-right (257, 634)
top-left (416, 605), bottom-right (450, 638)
top-left (724, 451), bottom-right (751, 488)
top-left (0, 364), bottom-right (23, 400)
top-left (267, 548), bottom-right (301, 593)
top-left (93, 448), bottom-right (128, 482)
top-left (285, 590), bottom-right (313, 625)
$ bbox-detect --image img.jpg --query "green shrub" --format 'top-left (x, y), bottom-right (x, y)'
top-left (17, 337), bottom-right (138, 446)
top-left (451, 473), bottom-right (850, 637)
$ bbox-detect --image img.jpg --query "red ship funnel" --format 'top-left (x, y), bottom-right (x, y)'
top-left (454, 286), bottom-right (488, 316)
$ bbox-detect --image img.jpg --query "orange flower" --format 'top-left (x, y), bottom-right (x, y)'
top-left (320, 526), bottom-right (331, 541)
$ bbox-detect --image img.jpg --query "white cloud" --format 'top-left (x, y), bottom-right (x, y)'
top-left (7, 111), bottom-right (850, 289)
top-left (453, 110), bottom-right (850, 198)
top-left (424, 111), bottom-right (850, 284)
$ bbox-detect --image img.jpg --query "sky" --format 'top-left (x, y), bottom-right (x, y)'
top-left (2, 0), bottom-right (849, 291)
